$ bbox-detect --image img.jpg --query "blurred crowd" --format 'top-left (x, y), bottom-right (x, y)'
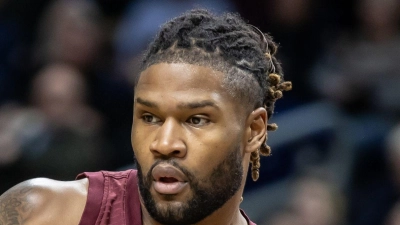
top-left (0, 0), bottom-right (400, 224)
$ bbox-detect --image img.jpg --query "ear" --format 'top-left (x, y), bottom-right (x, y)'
top-left (245, 107), bottom-right (267, 153)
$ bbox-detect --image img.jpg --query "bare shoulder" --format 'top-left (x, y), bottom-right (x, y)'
top-left (0, 178), bottom-right (88, 225)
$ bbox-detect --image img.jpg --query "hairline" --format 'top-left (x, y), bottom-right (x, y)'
top-left (137, 46), bottom-right (263, 110)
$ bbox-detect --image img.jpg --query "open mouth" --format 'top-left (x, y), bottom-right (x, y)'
top-left (152, 164), bottom-right (188, 195)
top-left (159, 177), bottom-right (179, 183)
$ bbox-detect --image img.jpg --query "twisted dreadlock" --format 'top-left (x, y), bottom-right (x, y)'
top-left (139, 9), bottom-right (291, 181)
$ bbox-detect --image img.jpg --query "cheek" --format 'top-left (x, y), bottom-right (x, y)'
top-left (188, 128), bottom-right (242, 174)
top-left (131, 122), bottom-right (153, 169)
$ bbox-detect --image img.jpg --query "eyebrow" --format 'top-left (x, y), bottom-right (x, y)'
top-left (135, 98), bottom-right (219, 110)
top-left (136, 97), bottom-right (158, 108)
top-left (177, 100), bottom-right (219, 110)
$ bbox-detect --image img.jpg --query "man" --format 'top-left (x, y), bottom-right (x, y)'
top-left (0, 9), bottom-right (291, 225)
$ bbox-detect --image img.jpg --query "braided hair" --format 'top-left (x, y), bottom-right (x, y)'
top-left (139, 9), bottom-right (292, 181)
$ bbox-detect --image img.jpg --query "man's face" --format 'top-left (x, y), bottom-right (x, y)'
top-left (131, 63), bottom-right (248, 224)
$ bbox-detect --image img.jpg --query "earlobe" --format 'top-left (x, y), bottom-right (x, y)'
top-left (245, 107), bottom-right (267, 153)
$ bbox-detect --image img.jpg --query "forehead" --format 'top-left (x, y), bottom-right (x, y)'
top-left (134, 63), bottom-right (249, 121)
top-left (136, 63), bottom-right (231, 101)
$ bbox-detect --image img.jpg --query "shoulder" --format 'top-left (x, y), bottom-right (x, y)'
top-left (0, 177), bottom-right (88, 225)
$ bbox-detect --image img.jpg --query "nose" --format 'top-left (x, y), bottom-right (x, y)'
top-left (150, 118), bottom-right (187, 158)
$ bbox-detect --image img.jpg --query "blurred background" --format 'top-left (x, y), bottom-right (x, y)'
top-left (0, 0), bottom-right (399, 224)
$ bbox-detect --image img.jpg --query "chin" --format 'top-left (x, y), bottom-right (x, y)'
top-left (155, 200), bottom-right (187, 212)
top-left (151, 199), bottom-right (192, 224)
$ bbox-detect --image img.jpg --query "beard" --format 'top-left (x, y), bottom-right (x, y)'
top-left (136, 146), bottom-right (243, 225)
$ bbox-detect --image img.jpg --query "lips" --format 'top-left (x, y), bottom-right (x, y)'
top-left (152, 164), bottom-right (188, 195)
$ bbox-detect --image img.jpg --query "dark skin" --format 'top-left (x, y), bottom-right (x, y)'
top-left (0, 178), bottom-right (87, 225)
top-left (0, 63), bottom-right (267, 225)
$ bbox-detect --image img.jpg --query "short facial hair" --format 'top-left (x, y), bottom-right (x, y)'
top-left (136, 146), bottom-right (243, 225)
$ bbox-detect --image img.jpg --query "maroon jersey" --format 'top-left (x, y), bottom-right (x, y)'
top-left (76, 169), bottom-right (256, 225)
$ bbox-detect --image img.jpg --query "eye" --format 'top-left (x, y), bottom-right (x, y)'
top-left (187, 116), bottom-right (210, 126)
top-left (141, 113), bottom-right (161, 124)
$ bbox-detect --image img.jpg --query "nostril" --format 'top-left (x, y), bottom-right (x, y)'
top-left (172, 150), bottom-right (181, 155)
